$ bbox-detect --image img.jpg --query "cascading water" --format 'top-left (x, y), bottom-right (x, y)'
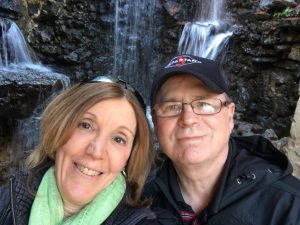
top-left (112, 0), bottom-right (155, 93)
top-left (112, 0), bottom-right (156, 126)
top-left (0, 18), bottom-right (70, 170)
top-left (178, 0), bottom-right (233, 59)
top-left (0, 19), bottom-right (32, 67)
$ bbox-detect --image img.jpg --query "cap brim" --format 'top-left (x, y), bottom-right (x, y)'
top-left (151, 68), bottom-right (225, 105)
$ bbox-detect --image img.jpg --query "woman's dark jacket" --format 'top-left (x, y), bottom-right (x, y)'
top-left (0, 165), bottom-right (177, 225)
top-left (143, 135), bottom-right (300, 225)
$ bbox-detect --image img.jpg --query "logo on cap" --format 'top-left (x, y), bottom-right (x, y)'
top-left (165, 55), bottom-right (202, 68)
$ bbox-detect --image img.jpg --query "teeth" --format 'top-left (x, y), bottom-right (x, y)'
top-left (76, 164), bottom-right (102, 176)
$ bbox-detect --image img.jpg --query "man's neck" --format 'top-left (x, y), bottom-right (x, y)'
top-left (173, 154), bottom-right (227, 214)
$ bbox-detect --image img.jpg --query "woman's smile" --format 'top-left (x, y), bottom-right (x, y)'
top-left (75, 163), bottom-right (103, 177)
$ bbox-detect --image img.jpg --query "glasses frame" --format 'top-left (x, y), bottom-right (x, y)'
top-left (153, 98), bottom-right (231, 117)
top-left (82, 75), bottom-right (146, 112)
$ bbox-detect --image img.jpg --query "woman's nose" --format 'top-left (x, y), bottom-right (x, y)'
top-left (86, 135), bottom-right (107, 159)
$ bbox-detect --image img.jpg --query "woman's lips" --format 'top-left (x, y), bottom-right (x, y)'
top-left (75, 163), bottom-right (103, 176)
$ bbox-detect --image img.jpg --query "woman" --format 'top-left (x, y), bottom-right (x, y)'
top-left (0, 76), bottom-right (176, 225)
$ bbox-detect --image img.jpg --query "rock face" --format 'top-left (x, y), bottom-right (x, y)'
top-left (0, 66), bottom-right (69, 183)
top-left (283, 86), bottom-right (300, 177)
top-left (0, 68), bottom-right (67, 120)
top-left (0, 0), bottom-right (300, 180)
top-left (10, 0), bottom-right (297, 137)
top-left (224, 0), bottom-right (300, 138)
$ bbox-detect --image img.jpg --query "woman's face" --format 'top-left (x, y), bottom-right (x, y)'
top-left (55, 98), bottom-right (137, 207)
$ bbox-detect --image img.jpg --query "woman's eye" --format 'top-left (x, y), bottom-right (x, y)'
top-left (113, 136), bottom-right (126, 145)
top-left (78, 121), bottom-right (92, 130)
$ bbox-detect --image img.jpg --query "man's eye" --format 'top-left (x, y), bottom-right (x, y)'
top-left (195, 102), bottom-right (215, 112)
top-left (165, 104), bottom-right (181, 112)
top-left (194, 101), bottom-right (206, 108)
top-left (78, 121), bottom-right (92, 130)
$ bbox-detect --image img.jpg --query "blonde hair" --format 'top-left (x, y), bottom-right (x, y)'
top-left (26, 82), bottom-right (154, 206)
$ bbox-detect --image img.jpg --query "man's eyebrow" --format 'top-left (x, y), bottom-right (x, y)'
top-left (192, 95), bottom-right (210, 99)
top-left (158, 97), bottom-right (180, 102)
top-left (158, 95), bottom-right (211, 102)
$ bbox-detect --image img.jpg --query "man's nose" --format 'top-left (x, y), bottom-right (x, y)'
top-left (178, 103), bottom-right (199, 126)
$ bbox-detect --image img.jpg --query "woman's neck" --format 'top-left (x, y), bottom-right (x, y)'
top-left (63, 203), bottom-right (84, 218)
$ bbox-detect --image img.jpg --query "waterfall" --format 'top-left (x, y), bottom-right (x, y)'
top-left (0, 18), bottom-right (64, 74)
top-left (0, 19), bottom-right (70, 170)
top-left (112, 0), bottom-right (157, 127)
top-left (113, 0), bottom-right (140, 81)
top-left (112, 0), bottom-right (156, 93)
top-left (0, 19), bottom-right (32, 67)
top-left (178, 0), bottom-right (232, 59)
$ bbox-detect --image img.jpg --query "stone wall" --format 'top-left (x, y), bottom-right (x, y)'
top-left (283, 86), bottom-right (300, 177)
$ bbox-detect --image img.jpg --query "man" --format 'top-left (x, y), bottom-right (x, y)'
top-left (143, 54), bottom-right (300, 225)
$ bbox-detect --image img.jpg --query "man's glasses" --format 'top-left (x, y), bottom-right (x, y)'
top-left (153, 98), bottom-right (230, 117)
top-left (84, 75), bottom-right (146, 111)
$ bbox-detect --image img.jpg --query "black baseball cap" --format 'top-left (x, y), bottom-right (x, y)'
top-left (151, 54), bottom-right (229, 105)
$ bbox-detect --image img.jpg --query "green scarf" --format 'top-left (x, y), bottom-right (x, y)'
top-left (28, 166), bottom-right (125, 225)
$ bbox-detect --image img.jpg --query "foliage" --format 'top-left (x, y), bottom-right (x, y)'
top-left (274, 7), bottom-right (300, 18)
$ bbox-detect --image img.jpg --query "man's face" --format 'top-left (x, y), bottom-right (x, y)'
top-left (152, 74), bottom-right (235, 168)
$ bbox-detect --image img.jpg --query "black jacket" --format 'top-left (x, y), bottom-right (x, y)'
top-left (0, 166), bottom-right (177, 225)
top-left (143, 135), bottom-right (300, 225)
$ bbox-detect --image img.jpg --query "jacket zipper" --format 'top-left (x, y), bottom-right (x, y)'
top-left (9, 177), bottom-right (16, 225)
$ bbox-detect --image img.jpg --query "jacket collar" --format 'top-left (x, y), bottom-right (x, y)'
top-left (154, 135), bottom-right (292, 216)
top-left (11, 163), bottom-right (50, 224)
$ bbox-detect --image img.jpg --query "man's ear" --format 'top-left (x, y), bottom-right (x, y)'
top-left (228, 102), bottom-right (235, 131)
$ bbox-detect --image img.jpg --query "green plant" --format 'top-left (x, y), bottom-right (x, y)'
top-left (274, 7), bottom-right (295, 18)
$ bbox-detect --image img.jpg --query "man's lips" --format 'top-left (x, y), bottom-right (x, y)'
top-left (177, 135), bottom-right (204, 141)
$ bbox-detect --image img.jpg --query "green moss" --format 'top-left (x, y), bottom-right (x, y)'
top-left (274, 6), bottom-right (300, 18)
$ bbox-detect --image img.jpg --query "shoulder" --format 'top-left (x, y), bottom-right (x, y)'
top-left (103, 202), bottom-right (178, 225)
top-left (273, 175), bottom-right (300, 198)
top-left (0, 182), bottom-right (10, 204)
top-left (128, 205), bottom-right (179, 225)
top-left (231, 135), bottom-right (276, 151)
top-left (103, 202), bottom-right (154, 225)
top-left (230, 135), bottom-right (290, 168)
top-left (143, 157), bottom-right (171, 195)
top-left (0, 183), bottom-right (12, 224)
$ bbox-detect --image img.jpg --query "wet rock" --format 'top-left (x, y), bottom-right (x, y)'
top-left (283, 86), bottom-right (300, 178)
top-left (233, 120), bottom-right (265, 136)
top-left (0, 147), bottom-right (10, 185)
top-left (260, 0), bottom-right (297, 11)
top-left (252, 57), bottom-right (279, 64)
top-left (288, 44), bottom-right (300, 61)
top-left (162, 0), bottom-right (196, 21)
top-left (0, 0), bottom-right (23, 20)
top-left (0, 67), bottom-right (68, 120)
